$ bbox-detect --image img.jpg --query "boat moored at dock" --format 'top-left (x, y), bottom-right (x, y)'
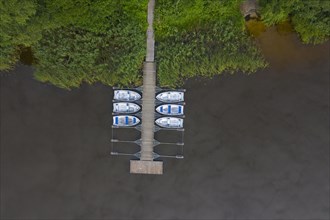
top-left (113, 115), bottom-right (140, 127)
top-left (156, 104), bottom-right (184, 116)
top-left (156, 91), bottom-right (184, 103)
top-left (113, 102), bottom-right (141, 114)
top-left (155, 117), bottom-right (183, 129)
top-left (114, 90), bottom-right (141, 101)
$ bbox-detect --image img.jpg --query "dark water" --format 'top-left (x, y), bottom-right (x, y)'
top-left (19, 47), bottom-right (35, 66)
top-left (1, 28), bottom-right (329, 219)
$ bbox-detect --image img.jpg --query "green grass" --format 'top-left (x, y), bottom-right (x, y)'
top-left (1, 0), bottom-right (328, 89)
top-left (155, 0), bottom-right (266, 87)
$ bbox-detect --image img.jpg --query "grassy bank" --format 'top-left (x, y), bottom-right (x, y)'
top-left (1, 0), bottom-right (329, 89)
top-left (155, 0), bottom-right (266, 87)
top-left (1, 0), bottom-right (148, 89)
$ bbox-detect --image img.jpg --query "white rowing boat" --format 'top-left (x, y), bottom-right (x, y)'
top-left (155, 117), bottom-right (183, 128)
top-left (113, 102), bottom-right (141, 114)
top-left (156, 91), bottom-right (184, 103)
top-left (114, 90), bottom-right (141, 101)
top-left (113, 115), bottom-right (140, 127)
top-left (156, 104), bottom-right (184, 116)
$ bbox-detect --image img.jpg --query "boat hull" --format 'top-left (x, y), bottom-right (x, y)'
top-left (113, 115), bottom-right (140, 127)
top-left (155, 117), bottom-right (183, 128)
top-left (156, 104), bottom-right (184, 116)
top-left (113, 102), bottom-right (141, 114)
top-left (156, 91), bottom-right (184, 103)
top-left (114, 90), bottom-right (141, 101)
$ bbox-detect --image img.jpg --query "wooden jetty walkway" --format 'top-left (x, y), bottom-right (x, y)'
top-left (130, 0), bottom-right (163, 175)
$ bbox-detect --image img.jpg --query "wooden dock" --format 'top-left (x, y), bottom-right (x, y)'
top-left (130, 0), bottom-right (163, 175)
top-left (139, 62), bottom-right (156, 161)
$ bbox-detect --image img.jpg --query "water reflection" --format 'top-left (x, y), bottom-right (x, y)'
top-left (245, 19), bottom-right (294, 37)
top-left (19, 47), bottom-right (35, 65)
top-left (276, 20), bottom-right (294, 35)
top-left (245, 19), bottom-right (266, 37)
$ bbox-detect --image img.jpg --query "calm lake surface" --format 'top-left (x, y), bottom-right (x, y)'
top-left (1, 27), bottom-right (329, 219)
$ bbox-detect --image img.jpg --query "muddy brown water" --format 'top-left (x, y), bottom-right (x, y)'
top-left (1, 27), bottom-right (329, 219)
